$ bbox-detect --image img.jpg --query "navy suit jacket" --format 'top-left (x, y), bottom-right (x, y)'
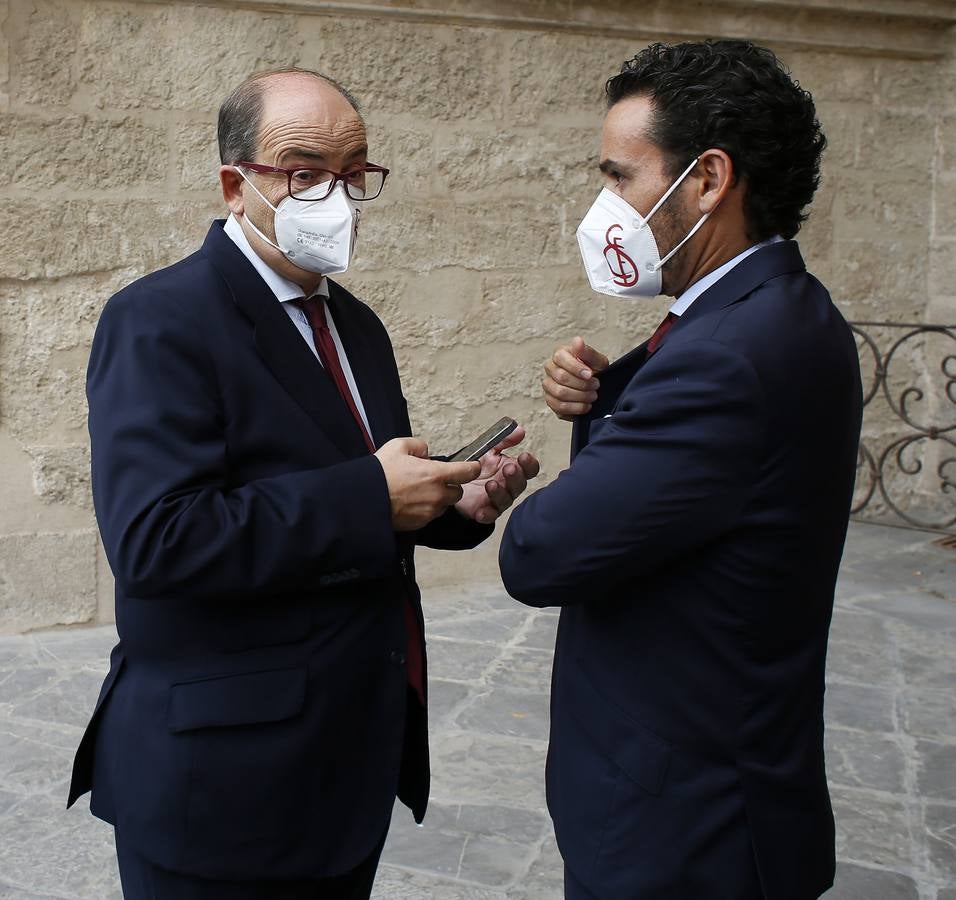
top-left (500, 241), bottom-right (862, 900)
top-left (68, 221), bottom-right (491, 880)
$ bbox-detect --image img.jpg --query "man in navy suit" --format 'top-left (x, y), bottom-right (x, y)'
top-left (68, 67), bottom-right (538, 899)
top-left (499, 41), bottom-right (862, 899)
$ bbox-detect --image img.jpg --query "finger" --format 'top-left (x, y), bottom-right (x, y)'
top-left (484, 479), bottom-right (512, 514)
top-left (516, 451), bottom-right (541, 479)
top-left (410, 438), bottom-right (430, 458)
top-left (473, 502), bottom-right (500, 525)
top-left (438, 460), bottom-right (483, 485)
top-left (546, 356), bottom-right (597, 393)
top-left (499, 463), bottom-right (528, 504)
top-left (488, 424), bottom-right (526, 455)
top-left (570, 336), bottom-right (610, 375)
top-left (481, 458), bottom-right (524, 498)
top-left (547, 398), bottom-right (594, 418)
top-left (388, 436), bottom-right (428, 458)
top-left (552, 347), bottom-right (601, 386)
top-left (444, 483), bottom-right (465, 505)
top-left (543, 376), bottom-right (598, 406)
top-left (546, 353), bottom-right (590, 391)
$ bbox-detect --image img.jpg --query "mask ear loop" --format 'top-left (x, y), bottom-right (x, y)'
top-left (233, 166), bottom-right (284, 253)
top-left (652, 211), bottom-right (712, 272)
top-left (642, 156), bottom-right (701, 225)
top-left (639, 156), bottom-right (712, 274)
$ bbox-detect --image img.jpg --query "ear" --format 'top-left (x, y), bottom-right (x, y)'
top-left (220, 165), bottom-right (245, 216)
top-left (694, 149), bottom-right (735, 215)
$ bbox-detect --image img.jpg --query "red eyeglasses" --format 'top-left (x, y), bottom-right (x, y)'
top-left (236, 162), bottom-right (390, 201)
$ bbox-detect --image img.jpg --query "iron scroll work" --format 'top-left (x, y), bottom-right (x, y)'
top-left (850, 321), bottom-right (956, 534)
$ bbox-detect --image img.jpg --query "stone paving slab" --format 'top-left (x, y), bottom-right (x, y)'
top-left (0, 523), bottom-right (953, 898)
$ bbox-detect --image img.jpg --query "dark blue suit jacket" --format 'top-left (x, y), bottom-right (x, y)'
top-left (68, 221), bottom-right (491, 880)
top-left (500, 241), bottom-right (862, 900)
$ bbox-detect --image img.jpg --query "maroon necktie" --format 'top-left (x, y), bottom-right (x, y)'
top-left (295, 297), bottom-right (375, 451)
top-left (295, 296), bottom-right (425, 706)
top-left (647, 311), bottom-right (678, 355)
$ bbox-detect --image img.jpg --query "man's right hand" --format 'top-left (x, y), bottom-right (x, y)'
top-left (374, 438), bottom-right (481, 531)
top-left (543, 336), bottom-right (610, 421)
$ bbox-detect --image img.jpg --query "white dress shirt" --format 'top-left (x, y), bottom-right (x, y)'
top-left (668, 236), bottom-right (784, 317)
top-left (223, 214), bottom-right (373, 439)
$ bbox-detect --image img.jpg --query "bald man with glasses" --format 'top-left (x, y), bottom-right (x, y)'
top-left (68, 67), bottom-right (538, 900)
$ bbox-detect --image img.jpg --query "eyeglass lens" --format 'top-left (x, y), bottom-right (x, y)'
top-left (289, 169), bottom-right (384, 201)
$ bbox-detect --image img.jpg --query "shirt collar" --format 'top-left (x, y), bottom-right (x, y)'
top-left (223, 213), bottom-right (329, 303)
top-left (669, 236), bottom-right (783, 317)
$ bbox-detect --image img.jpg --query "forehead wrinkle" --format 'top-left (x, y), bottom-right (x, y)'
top-left (256, 74), bottom-right (366, 162)
top-left (259, 118), bottom-right (368, 164)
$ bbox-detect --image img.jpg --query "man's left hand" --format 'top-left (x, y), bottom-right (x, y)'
top-left (455, 426), bottom-right (540, 525)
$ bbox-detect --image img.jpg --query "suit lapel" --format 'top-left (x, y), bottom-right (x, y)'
top-left (200, 222), bottom-right (369, 458)
top-left (571, 343), bottom-right (649, 459)
top-left (572, 241), bottom-right (807, 458)
top-left (666, 239), bottom-right (807, 342)
top-left (326, 281), bottom-right (400, 447)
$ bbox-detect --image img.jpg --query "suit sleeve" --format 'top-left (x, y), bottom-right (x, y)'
top-left (88, 287), bottom-right (397, 601)
top-left (499, 339), bottom-right (767, 607)
top-left (415, 507), bottom-right (494, 551)
top-left (331, 292), bottom-right (493, 555)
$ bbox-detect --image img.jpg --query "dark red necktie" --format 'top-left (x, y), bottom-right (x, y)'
top-left (647, 311), bottom-right (678, 355)
top-left (295, 296), bottom-right (425, 706)
top-left (295, 297), bottom-right (374, 451)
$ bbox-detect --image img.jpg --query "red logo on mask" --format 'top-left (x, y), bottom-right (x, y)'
top-left (603, 224), bottom-right (638, 287)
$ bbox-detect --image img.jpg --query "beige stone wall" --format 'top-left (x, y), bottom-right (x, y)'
top-left (0, 0), bottom-right (953, 632)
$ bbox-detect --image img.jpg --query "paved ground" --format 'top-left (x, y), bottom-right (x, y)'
top-left (0, 522), bottom-right (954, 899)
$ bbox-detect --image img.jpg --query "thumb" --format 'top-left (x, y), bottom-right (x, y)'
top-left (405, 437), bottom-right (430, 458)
top-left (571, 336), bottom-right (609, 374)
top-left (439, 460), bottom-right (482, 485)
top-left (380, 436), bottom-right (429, 458)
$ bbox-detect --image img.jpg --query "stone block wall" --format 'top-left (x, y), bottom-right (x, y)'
top-left (0, 0), bottom-right (954, 631)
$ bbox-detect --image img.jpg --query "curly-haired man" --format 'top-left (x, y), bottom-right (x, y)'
top-left (501, 40), bottom-right (862, 900)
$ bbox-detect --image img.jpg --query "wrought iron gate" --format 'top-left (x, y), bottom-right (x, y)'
top-left (850, 321), bottom-right (956, 534)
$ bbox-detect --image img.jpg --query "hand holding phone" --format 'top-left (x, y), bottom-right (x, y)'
top-left (375, 437), bottom-right (482, 531)
top-left (447, 417), bottom-right (519, 462)
top-left (449, 418), bottom-right (541, 524)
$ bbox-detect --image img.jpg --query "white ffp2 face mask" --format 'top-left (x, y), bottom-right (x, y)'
top-left (235, 168), bottom-right (362, 276)
top-left (576, 157), bottom-right (710, 298)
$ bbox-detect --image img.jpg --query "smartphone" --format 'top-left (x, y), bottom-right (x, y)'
top-left (448, 417), bottom-right (518, 462)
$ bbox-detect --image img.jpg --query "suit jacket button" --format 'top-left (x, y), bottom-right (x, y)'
top-left (390, 651), bottom-right (405, 665)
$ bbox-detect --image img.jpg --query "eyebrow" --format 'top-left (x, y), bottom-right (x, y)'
top-left (288, 149), bottom-right (326, 162)
top-left (282, 145), bottom-right (369, 166)
top-left (599, 158), bottom-right (631, 176)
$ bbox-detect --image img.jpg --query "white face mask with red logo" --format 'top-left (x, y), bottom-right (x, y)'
top-left (576, 156), bottom-right (709, 298)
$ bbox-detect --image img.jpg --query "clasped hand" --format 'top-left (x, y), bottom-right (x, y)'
top-left (374, 428), bottom-right (540, 531)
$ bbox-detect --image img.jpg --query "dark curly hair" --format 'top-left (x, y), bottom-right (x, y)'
top-left (606, 40), bottom-right (826, 241)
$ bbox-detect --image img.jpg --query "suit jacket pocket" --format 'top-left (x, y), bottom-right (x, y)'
top-left (167, 666), bottom-right (306, 733)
